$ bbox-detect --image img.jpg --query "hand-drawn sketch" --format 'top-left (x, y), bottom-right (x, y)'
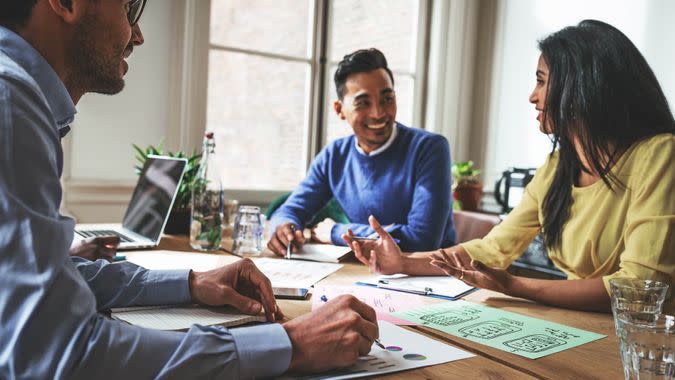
top-left (459, 321), bottom-right (522, 339)
top-left (503, 334), bottom-right (567, 353)
top-left (419, 308), bottom-right (480, 326)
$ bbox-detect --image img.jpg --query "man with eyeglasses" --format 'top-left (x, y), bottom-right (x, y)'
top-left (0, 1), bottom-right (378, 379)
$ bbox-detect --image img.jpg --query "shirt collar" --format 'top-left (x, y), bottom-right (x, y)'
top-left (0, 26), bottom-right (76, 134)
top-left (355, 123), bottom-right (399, 157)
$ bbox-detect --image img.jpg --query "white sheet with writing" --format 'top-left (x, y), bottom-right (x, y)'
top-left (111, 305), bottom-right (265, 331)
top-left (252, 258), bottom-right (342, 289)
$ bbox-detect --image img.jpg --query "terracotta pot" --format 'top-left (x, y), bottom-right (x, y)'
top-left (453, 182), bottom-right (483, 211)
top-left (164, 208), bottom-right (191, 235)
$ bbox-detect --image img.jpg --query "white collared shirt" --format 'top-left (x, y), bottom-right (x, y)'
top-left (355, 123), bottom-right (399, 156)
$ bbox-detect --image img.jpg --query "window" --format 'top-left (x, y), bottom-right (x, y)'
top-left (206, 0), bottom-right (428, 193)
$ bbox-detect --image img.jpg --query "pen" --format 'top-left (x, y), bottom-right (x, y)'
top-left (352, 236), bottom-right (401, 244)
top-left (286, 225), bottom-right (296, 260)
top-left (321, 295), bottom-right (386, 349)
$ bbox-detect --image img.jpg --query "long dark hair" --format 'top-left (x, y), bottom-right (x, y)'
top-left (539, 19), bottom-right (675, 249)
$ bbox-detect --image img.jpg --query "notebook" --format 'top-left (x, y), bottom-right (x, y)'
top-left (289, 243), bottom-right (353, 263)
top-left (356, 274), bottom-right (477, 300)
top-left (111, 305), bottom-right (266, 331)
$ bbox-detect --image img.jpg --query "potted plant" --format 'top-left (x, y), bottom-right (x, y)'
top-left (133, 141), bottom-right (201, 235)
top-left (452, 161), bottom-right (483, 211)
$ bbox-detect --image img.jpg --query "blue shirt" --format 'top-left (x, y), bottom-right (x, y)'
top-left (271, 124), bottom-right (456, 251)
top-left (0, 26), bottom-right (291, 379)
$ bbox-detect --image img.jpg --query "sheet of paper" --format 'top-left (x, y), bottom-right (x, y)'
top-left (393, 300), bottom-right (606, 359)
top-left (280, 321), bottom-right (473, 380)
top-left (126, 250), bottom-right (240, 271)
top-left (292, 244), bottom-right (352, 263)
top-left (111, 305), bottom-right (265, 330)
top-left (252, 258), bottom-right (342, 289)
top-left (359, 274), bottom-right (475, 299)
top-left (312, 285), bottom-right (424, 325)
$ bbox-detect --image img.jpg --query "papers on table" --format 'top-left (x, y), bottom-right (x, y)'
top-left (357, 274), bottom-right (476, 300)
top-left (111, 305), bottom-right (265, 331)
top-left (312, 285), bottom-right (425, 325)
top-left (280, 321), bottom-right (473, 380)
top-left (126, 250), bottom-right (240, 271)
top-left (252, 258), bottom-right (342, 289)
top-left (393, 301), bottom-right (606, 359)
top-left (290, 243), bottom-right (353, 263)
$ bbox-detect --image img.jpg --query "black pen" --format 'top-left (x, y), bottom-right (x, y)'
top-left (286, 225), bottom-right (296, 260)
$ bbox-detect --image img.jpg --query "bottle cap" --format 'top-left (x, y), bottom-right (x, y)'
top-left (205, 132), bottom-right (214, 139)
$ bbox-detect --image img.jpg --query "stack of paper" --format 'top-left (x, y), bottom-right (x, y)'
top-left (289, 244), bottom-right (353, 263)
top-left (253, 258), bottom-right (342, 289)
top-left (111, 305), bottom-right (265, 331)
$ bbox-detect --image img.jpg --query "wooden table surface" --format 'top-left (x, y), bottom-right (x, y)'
top-left (154, 235), bottom-right (622, 379)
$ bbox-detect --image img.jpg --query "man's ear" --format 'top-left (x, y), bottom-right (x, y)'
top-left (333, 100), bottom-right (346, 120)
top-left (46, 0), bottom-right (87, 24)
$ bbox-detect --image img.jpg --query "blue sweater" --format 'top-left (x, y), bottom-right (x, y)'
top-left (270, 124), bottom-right (455, 251)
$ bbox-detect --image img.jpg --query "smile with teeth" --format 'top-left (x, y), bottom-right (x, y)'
top-left (367, 122), bottom-right (387, 130)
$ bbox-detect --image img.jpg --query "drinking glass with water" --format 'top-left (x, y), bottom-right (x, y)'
top-left (232, 206), bottom-right (264, 257)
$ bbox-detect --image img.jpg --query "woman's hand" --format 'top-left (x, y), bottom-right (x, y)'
top-left (430, 248), bottom-right (514, 295)
top-left (342, 215), bottom-right (405, 275)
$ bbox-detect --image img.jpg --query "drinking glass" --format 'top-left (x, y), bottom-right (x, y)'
top-left (618, 312), bottom-right (675, 379)
top-left (610, 278), bottom-right (669, 334)
top-left (232, 206), bottom-right (264, 257)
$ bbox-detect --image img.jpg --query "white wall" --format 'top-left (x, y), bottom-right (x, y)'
top-left (483, 0), bottom-right (675, 185)
top-left (64, 1), bottom-right (177, 221)
top-left (69, 0), bottom-right (174, 182)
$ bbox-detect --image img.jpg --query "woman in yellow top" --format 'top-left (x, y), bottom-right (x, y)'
top-left (344, 19), bottom-right (675, 313)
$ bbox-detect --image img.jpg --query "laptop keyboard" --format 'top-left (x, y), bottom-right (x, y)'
top-left (77, 230), bottom-right (133, 243)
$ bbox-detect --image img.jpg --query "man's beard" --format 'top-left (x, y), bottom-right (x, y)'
top-left (71, 17), bottom-right (126, 95)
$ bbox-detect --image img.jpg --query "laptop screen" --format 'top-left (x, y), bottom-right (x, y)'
top-left (122, 156), bottom-right (187, 241)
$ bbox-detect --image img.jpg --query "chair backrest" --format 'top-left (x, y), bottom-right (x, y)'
top-left (453, 210), bottom-right (501, 243)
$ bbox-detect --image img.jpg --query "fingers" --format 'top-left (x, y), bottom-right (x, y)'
top-left (351, 241), bottom-right (370, 267)
top-left (344, 295), bottom-right (377, 324)
top-left (95, 235), bottom-right (121, 249)
top-left (294, 228), bottom-right (305, 247)
top-left (267, 234), bottom-right (286, 256)
top-left (429, 258), bottom-right (462, 278)
top-left (367, 215), bottom-right (395, 243)
top-left (242, 260), bottom-right (278, 322)
top-left (223, 287), bottom-right (263, 316)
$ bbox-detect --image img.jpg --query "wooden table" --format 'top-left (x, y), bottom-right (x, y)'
top-left (155, 235), bottom-right (622, 379)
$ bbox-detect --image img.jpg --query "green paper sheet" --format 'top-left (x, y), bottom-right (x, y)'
top-left (392, 300), bottom-right (606, 359)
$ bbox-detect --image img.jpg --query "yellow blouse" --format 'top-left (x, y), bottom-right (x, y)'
top-left (461, 134), bottom-right (675, 311)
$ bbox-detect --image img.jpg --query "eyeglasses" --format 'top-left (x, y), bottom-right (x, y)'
top-left (127, 0), bottom-right (147, 26)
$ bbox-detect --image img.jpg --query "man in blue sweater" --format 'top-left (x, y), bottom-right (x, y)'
top-left (268, 48), bottom-right (455, 255)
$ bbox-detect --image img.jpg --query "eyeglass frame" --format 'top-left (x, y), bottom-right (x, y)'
top-left (127, 0), bottom-right (147, 26)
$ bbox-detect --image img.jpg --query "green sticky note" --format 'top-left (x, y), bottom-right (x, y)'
top-left (392, 300), bottom-right (606, 359)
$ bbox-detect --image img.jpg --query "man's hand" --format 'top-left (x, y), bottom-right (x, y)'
top-left (430, 247), bottom-right (513, 295)
top-left (189, 259), bottom-right (283, 322)
top-left (342, 215), bottom-right (404, 275)
top-left (310, 218), bottom-right (336, 244)
top-left (283, 295), bottom-right (378, 373)
top-left (69, 236), bottom-right (120, 262)
top-left (267, 222), bottom-right (305, 256)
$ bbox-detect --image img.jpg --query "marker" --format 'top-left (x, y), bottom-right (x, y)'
top-left (321, 294), bottom-right (385, 349)
top-left (112, 255), bottom-right (126, 262)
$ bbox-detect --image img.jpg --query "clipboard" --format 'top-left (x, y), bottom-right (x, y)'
top-left (356, 274), bottom-right (477, 300)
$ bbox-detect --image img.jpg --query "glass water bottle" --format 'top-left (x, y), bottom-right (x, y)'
top-left (190, 132), bottom-right (224, 250)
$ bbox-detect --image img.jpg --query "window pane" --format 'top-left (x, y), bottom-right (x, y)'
top-left (207, 51), bottom-right (309, 190)
top-left (324, 66), bottom-right (415, 144)
top-left (210, 0), bottom-right (313, 58)
top-left (329, 0), bottom-right (419, 72)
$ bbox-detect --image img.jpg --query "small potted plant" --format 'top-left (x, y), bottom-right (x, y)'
top-left (133, 141), bottom-right (201, 235)
top-left (452, 161), bottom-right (483, 211)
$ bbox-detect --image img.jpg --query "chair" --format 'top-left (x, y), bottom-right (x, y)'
top-left (453, 210), bottom-right (501, 243)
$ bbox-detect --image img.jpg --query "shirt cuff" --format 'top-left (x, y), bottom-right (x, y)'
top-left (331, 223), bottom-right (349, 246)
top-left (144, 269), bottom-right (192, 304)
top-left (230, 323), bottom-right (292, 379)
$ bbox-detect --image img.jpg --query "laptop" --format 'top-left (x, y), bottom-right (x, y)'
top-left (74, 155), bottom-right (188, 250)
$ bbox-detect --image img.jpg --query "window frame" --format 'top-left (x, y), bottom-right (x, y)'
top-left (192, 0), bottom-right (431, 203)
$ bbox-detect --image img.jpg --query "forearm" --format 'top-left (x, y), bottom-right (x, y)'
top-left (507, 276), bottom-right (611, 312)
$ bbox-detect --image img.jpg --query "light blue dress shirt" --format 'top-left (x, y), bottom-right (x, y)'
top-left (0, 26), bottom-right (291, 379)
